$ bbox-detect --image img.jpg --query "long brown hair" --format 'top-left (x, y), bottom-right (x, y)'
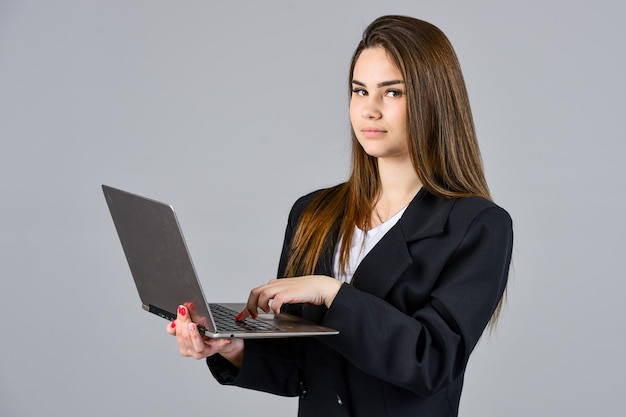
top-left (285, 16), bottom-right (504, 323)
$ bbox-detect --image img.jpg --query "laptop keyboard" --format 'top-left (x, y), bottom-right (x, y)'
top-left (209, 303), bottom-right (281, 332)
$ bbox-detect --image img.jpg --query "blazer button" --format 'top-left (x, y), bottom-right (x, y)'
top-left (299, 382), bottom-right (307, 399)
top-left (336, 395), bottom-right (343, 406)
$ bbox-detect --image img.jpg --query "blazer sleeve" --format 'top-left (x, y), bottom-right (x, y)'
top-left (207, 337), bottom-right (303, 397)
top-left (318, 205), bottom-right (513, 396)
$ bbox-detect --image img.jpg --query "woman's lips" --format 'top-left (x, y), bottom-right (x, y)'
top-left (361, 127), bottom-right (387, 138)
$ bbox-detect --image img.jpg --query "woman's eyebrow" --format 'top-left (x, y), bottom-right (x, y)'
top-left (352, 79), bottom-right (405, 88)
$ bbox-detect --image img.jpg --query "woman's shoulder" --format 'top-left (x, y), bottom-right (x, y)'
top-left (291, 188), bottom-right (326, 209)
top-left (411, 188), bottom-right (510, 218)
top-left (401, 190), bottom-right (511, 241)
top-left (290, 184), bottom-right (346, 211)
top-left (447, 194), bottom-right (512, 231)
top-left (286, 184), bottom-right (345, 224)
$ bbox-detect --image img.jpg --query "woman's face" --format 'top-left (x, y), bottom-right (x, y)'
top-left (350, 47), bottom-right (409, 161)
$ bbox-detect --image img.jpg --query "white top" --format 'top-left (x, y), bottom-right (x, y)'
top-left (332, 206), bottom-right (408, 284)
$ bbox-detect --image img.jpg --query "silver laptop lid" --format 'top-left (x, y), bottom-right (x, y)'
top-left (103, 185), bottom-right (217, 333)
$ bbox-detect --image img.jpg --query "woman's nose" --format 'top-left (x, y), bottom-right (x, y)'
top-left (361, 99), bottom-right (382, 119)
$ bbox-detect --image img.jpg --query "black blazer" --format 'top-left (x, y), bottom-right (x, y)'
top-left (208, 187), bottom-right (513, 417)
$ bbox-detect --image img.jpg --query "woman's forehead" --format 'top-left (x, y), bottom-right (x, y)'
top-left (352, 47), bottom-right (403, 84)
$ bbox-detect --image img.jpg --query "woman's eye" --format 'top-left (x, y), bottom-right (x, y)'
top-left (386, 89), bottom-right (403, 98)
top-left (351, 88), bottom-right (367, 96)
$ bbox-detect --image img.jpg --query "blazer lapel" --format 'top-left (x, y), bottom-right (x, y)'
top-left (350, 189), bottom-right (456, 299)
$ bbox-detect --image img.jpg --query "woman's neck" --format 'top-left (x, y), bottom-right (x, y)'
top-left (373, 157), bottom-right (422, 224)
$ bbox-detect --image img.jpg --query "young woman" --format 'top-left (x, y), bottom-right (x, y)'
top-left (168, 15), bottom-right (513, 417)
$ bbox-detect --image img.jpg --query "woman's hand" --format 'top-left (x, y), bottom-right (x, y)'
top-left (238, 275), bottom-right (342, 320)
top-left (166, 304), bottom-right (244, 367)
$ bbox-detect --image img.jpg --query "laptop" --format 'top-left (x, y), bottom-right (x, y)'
top-left (102, 184), bottom-right (338, 338)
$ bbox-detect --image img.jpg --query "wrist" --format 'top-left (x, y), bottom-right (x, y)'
top-left (219, 339), bottom-right (244, 368)
top-left (324, 279), bottom-right (343, 308)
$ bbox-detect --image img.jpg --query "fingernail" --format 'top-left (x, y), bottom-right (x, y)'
top-left (178, 306), bottom-right (186, 316)
top-left (188, 323), bottom-right (195, 332)
top-left (235, 313), bottom-right (242, 321)
top-left (251, 313), bottom-right (257, 319)
top-left (170, 321), bottom-right (176, 329)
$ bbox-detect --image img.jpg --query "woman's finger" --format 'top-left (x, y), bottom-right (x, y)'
top-left (186, 323), bottom-right (225, 359)
top-left (244, 285), bottom-right (267, 318)
top-left (246, 280), bottom-right (287, 316)
top-left (187, 323), bottom-right (207, 355)
top-left (166, 320), bottom-right (176, 335)
top-left (174, 305), bottom-right (195, 356)
top-left (176, 305), bottom-right (191, 323)
top-left (255, 284), bottom-right (283, 314)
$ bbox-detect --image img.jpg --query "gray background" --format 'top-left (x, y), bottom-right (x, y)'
top-left (1, 0), bottom-right (624, 416)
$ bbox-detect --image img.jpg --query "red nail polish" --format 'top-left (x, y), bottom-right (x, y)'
top-left (178, 306), bottom-right (186, 316)
top-left (170, 321), bottom-right (176, 328)
top-left (235, 313), bottom-right (242, 321)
